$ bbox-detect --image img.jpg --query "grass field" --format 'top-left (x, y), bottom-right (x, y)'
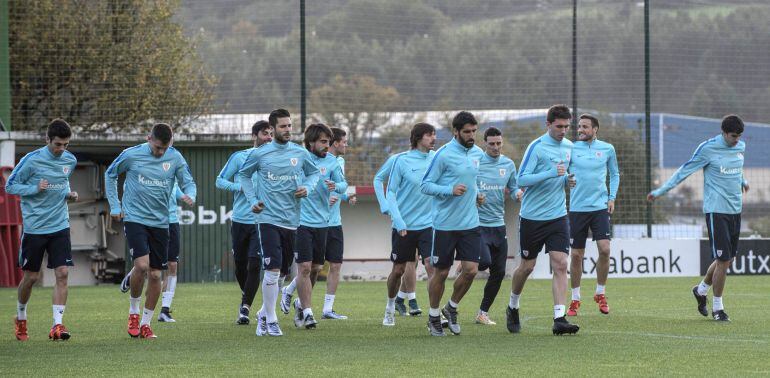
top-left (1, 276), bottom-right (768, 376)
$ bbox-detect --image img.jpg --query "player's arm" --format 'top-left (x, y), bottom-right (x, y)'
top-left (300, 150), bottom-right (321, 192)
top-left (386, 161), bottom-right (407, 232)
top-left (105, 150), bottom-right (131, 217)
top-left (506, 162), bottom-right (520, 201)
top-left (237, 149), bottom-right (261, 207)
top-left (517, 145), bottom-right (561, 187)
top-left (330, 162), bottom-right (348, 194)
top-left (420, 154), bottom-right (453, 197)
top-left (373, 156), bottom-right (395, 214)
top-left (607, 147), bottom-right (620, 212)
top-left (5, 156), bottom-right (40, 196)
top-left (215, 153), bottom-right (243, 193)
top-left (175, 156), bottom-right (197, 203)
top-left (649, 143), bottom-right (709, 200)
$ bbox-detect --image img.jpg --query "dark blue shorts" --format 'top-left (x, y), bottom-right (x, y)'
top-left (519, 216), bottom-right (570, 260)
top-left (325, 225), bottom-right (344, 264)
top-left (256, 223), bottom-right (295, 271)
top-left (706, 213), bottom-right (741, 262)
top-left (569, 210), bottom-right (611, 249)
top-left (390, 227), bottom-right (432, 264)
top-left (231, 221), bottom-right (260, 261)
top-left (168, 223), bottom-right (180, 263)
top-left (295, 225), bottom-right (328, 265)
top-left (19, 228), bottom-right (72, 272)
top-left (430, 228), bottom-right (481, 269)
top-left (124, 222), bottom-right (169, 270)
top-left (479, 226), bottom-right (507, 270)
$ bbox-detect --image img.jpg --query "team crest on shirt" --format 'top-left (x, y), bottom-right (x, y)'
top-left (472, 159), bottom-right (480, 168)
top-left (737, 153), bottom-right (744, 160)
top-left (595, 151), bottom-right (603, 158)
top-left (290, 158), bottom-right (298, 166)
top-left (62, 166), bottom-right (70, 174)
top-left (264, 257), bottom-right (271, 266)
top-left (320, 167), bottom-right (327, 175)
top-left (565, 151), bottom-right (571, 162)
top-left (499, 168), bottom-right (506, 177)
top-left (162, 162), bottom-right (171, 171)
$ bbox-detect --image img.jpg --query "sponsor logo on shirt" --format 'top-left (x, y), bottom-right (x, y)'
top-left (138, 174), bottom-right (170, 187)
top-left (719, 166), bottom-right (742, 175)
top-left (479, 181), bottom-right (505, 191)
top-left (267, 171), bottom-right (299, 182)
top-left (44, 183), bottom-right (68, 190)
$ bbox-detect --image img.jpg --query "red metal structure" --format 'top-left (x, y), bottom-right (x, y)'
top-left (0, 166), bottom-right (23, 287)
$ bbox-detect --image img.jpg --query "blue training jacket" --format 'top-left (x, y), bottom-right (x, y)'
top-left (517, 133), bottom-right (573, 221)
top-left (477, 153), bottom-right (518, 227)
top-left (568, 139), bottom-right (620, 212)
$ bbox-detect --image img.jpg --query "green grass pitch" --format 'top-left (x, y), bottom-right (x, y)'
top-left (1, 277), bottom-right (768, 376)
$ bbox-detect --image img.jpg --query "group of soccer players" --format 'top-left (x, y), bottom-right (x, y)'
top-left (10, 105), bottom-right (748, 340)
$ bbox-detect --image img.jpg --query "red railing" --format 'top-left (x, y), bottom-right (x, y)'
top-left (0, 166), bottom-right (23, 287)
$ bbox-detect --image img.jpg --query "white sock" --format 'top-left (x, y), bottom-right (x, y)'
top-left (571, 287), bottom-right (581, 301)
top-left (52, 305), bottom-right (65, 325)
top-left (386, 297), bottom-right (396, 312)
top-left (713, 296), bottom-right (724, 311)
top-left (161, 292), bottom-right (174, 309)
top-left (478, 309), bottom-right (487, 316)
top-left (323, 294), bottom-right (335, 314)
top-left (17, 301), bottom-right (27, 321)
top-left (509, 292), bottom-right (520, 309)
top-left (448, 299), bottom-right (458, 309)
top-left (129, 297), bottom-right (141, 315)
top-left (140, 308), bottom-right (154, 326)
top-left (407, 292), bottom-right (416, 301)
top-left (697, 280), bottom-right (710, 296)
top-left (429, 307), bottom-right (440, 317)
top-left (263, 271), bottom-right (280, 323)
top-left (303, 308), bottom-right (314, 318)
top-left (554, 304), bottom-right (566, 319)
top-left (286, 277), bottom-right (298, 295)
top-left (397, 291), bottom-right (407, 299)
top-left (595, 284), bottom-right (605, 295)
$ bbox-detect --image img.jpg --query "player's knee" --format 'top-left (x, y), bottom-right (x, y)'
top-left (391, 264), bottom-right (406, 276)
top-left (168, 262), bottom-right (178, 275)
top-left (54, 267), bottom-right (69, 281)
top-left (517, 264), bottom-right (535, 276)
top-left (23, 271), bottom-right (41, 285)
top-left (311, 264), bottom-right (323, 274)
top-left (148, 269), bottom-right (162, 281)
top-left (298, 263), bottom-right (311, 276)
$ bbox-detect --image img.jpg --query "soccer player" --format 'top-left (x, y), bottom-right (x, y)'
top-left (566, 114), bottom-right (620, 316)
top-left (285, 123), bottom-right (347, 329)
top-left (238, 109), bottom-right (320, 337)
top-left (321, 127), bottom-right (356, 319)
top-left (374, 149), bottom-right (425, 316)
top-left (106, 123), bottom-right (197, 339)
top-left (506, 104), bottom-right (579, 336)
top-left (421, 111), bottom-right (485, 336)
top-left (382, 123), bottom-right (436, 327)
top-left (8, 119), bottom-right (78, 341)
top-left (216, 120), bottom-right (273, 324)
top-left (474, 127), bottom-right (519, 326)
top-left (648, 114), bottom-right (748, 322)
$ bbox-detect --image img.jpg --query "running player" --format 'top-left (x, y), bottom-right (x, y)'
top-left (216, 120), bottom-right (273, 324)
top-left (238, 109), bottom-right (320, 336)
top-left (506, 105), bottom-right (579, 335)
top-left (288, 123), bottom-right (347, 329)
top-left (566, 114), bottom-right (620, 316)
top-left (648, 114), bottom-right (748, 322)
top-left (382, 123), bottom-right (436, 327)
top-left (106, 123), bottom-right (197, 339)
top-left (474, 127), bottom-right (519, 326)
top-left (8, 119), bottom-right (78, 341)
top-left (421, 111), bottom-right (485, 336)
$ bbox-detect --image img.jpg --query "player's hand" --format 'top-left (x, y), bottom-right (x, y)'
top-left (556, 162), bottom-right (566, 176)
top-left (515, 189), bottom-right (524, 202)
top-left (37, 179), bottom-right (49, 192)
top-left (294, 186), bottom-right (308, 198)
top-left (325, 180), bottom-right (336, 191)
top-left (180, 195), bottom-right (194, 206)
top-left (646, 192), bottom-right (656, 202)
top-left (399, 229), bottom-right (407, 237)
top-left (476, 193), bottom-right (485, 206)
top-left (330, 196), bottom-right (339, 205)
top-left (607, 200), bottom-right (615, 214)
top-left (111, 212), bottom-right (124, 222)
top-left (743, 183), bottom-right (750, 193)
top-left (252, 201), bottom-right (265, 213)
top-left (66, 191), bottom-right (79, 202)
top-left (452, 184), bottom-right (467, 196)
top-left (567, 174), bottom-right (576, 188)
top-left (348, 194), bottom-right (357, 205)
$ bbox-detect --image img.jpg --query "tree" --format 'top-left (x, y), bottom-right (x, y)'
top-left (9, 0), bottom-right (216, 132)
